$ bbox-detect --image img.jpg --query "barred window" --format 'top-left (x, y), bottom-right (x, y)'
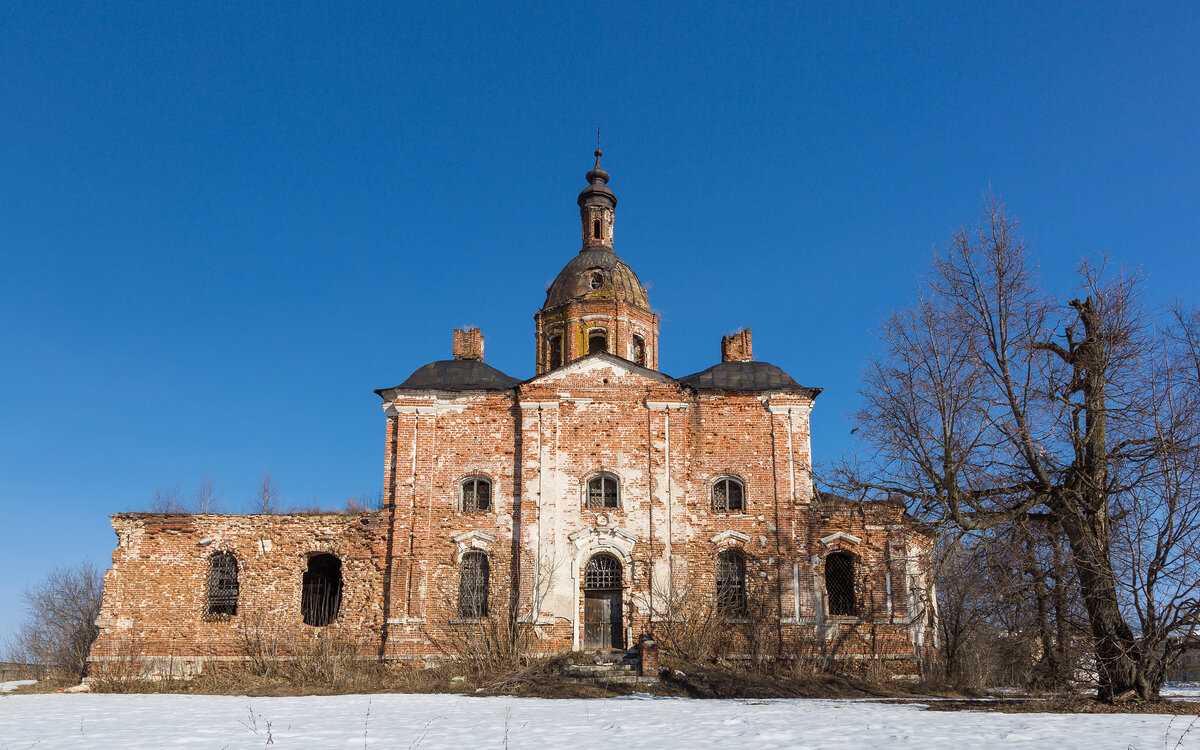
top-left (586, 473), bottom-right (619, 509)
top-left (711, 476), bottom-right (745, 512)
top-left (584, 553), bottom-right (622, 589)
top-left (461, 476), bottom-right (491, 512)
top-left (716, 550), bottom-right (747, 617)
top-left (825, 552), bottom-right (857, 617)
top-left (206, 552), bottom-right (239, 616)
top-left (302, 553), bottom-right (343, 627)
top-left (458, 551), bottom-right (489, 618)
top-left (548, 335), bottom-right (563, 369)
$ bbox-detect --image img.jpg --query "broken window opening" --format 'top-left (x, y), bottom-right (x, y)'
top-left (588, 330), bottom-right (607, 354)
top-left (461, 476), bottom-right (491, 512)
top-left (458, 551), bottom-right (489, 618)
top-left (586, 472), bottom-right (619, 509)
top-left (716, 550), bottom-right (747, 617)
top-left (302, 553), bottom-right (343, 626)
top-left (206, 552), bottom-right (239, 617)
top-left (593, 219), bottom-right (601, 240)
top-left (711, 476), bottom-right (745, 512)
top-left (590, 270), bottom-right (604, 289)
top-left (584, 553), bottom-right (622, 589)
top-left (547, 334), bottom-right (563, 369)
top-left (632, 335), bottom-right (646, 366)
top-left (825, 552), bottom-right (857, 617)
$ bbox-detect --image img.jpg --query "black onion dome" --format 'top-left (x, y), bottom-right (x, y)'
top-left (577, 149), bottom-right (616, 208)
top-left (678, 361), bottom-right (820, 394)
top-left (375, 360), bottom-right (521, 396)
top-left (543, 248), bottom-right (650, 309)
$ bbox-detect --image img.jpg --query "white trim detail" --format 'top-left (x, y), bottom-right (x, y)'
top-left (710, 530), bottom-right (752, 545)
top-left (519, 401), bottom-right (559, 410)
top-left (820, 531), bottom-right (862, 547)
top-left (645, 401), bottom-right (689, 411)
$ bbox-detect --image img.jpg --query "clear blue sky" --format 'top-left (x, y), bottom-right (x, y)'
top-left (2, 1), bottom-right (1197, 643)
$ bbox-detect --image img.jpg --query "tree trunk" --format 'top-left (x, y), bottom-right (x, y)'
top-left (1056, 505), bottom-right (1153, 700)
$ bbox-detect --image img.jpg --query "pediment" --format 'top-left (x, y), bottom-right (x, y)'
top-left (522, 352), bottom-right (678, 388)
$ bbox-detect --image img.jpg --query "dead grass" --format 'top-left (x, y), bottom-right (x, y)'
top-left (913, 697), bottom-right (1200, 715)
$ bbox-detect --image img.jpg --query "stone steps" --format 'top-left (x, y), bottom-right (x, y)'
top-left (558, 650), bottom-right (659, 685)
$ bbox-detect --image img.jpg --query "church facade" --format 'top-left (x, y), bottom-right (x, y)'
top-left (89, 153), bottom-right (937, 678)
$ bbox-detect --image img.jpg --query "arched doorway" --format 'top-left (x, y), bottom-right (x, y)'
top-left (582, 553), bottom-right (624, 649)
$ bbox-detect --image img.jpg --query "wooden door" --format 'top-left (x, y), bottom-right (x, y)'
top-left (583, 590), bottom-right (623, 649)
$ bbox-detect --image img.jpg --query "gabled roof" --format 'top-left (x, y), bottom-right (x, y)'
top-left (374, 359), bottom-right (522, 399)
top-left (522, 350), bottom-right (677, 386)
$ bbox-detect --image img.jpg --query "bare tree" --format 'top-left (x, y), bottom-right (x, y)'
top-left (192, 472), bottom-right (222, 513)
top-left (255, 471), bottom-right (280, 514)
top-left (148, 485), bottom-right (186, 513)
top-left (11, 562), bottom-right (104, 680)
top-left (841, 197), bottom-right (1200, 700)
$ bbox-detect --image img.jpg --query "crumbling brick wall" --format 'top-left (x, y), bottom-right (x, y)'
top-left (90, 512), bottom-right (387, 678)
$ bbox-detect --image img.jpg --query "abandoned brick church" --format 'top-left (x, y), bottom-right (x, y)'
top-left (89, 152), bottom-right (938, 677)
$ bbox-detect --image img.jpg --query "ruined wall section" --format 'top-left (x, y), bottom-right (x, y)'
top-left (90, 512), bottom-right (386, 677)
top-left (792, 498), bottom-right (936, 673)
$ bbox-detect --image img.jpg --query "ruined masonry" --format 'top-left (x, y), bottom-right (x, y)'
top-left (89, 152), bottom-right (938, 678)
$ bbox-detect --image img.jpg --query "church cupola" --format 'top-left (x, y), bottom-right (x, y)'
top-left (534, 149), bottom-right (660, 375)
top-left (578, 149), bottom-right (616, 251)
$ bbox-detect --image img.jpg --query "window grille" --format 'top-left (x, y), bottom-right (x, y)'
top-left (586, 473), bottom-right (619, 509)
top-left (716, 550), bottom-right (747, 617)
top-left (711, 476), bottom-right (745, 512)
top-left (584, 554), bottom-right (622, 589)
top-left (206, 552), bottom-right (239, 616)
top-left (458, 551), bottom-right (489, 618)
top-left (302, 553), bottom-right (343, 626)
top-left (588, 331), bottom-right (607, 354)
top-left (461, 476), bottom-right (491, 512)
top-left (825, 552), bottom-right (857, 617)
top-left (548, 335), bottom-right (563, 369)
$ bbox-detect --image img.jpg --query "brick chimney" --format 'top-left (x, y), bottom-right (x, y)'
top-left (721, 328), bottom-right (753, 362)
top-left (453, 327), bottom-right (485, 361)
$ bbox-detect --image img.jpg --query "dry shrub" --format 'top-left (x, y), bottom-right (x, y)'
top-left (652, 578), bottom-right (729, 661)
top-left (10, 563), bottom-right (104, 681)
top-left (235, 612), bottom-right (380, 691)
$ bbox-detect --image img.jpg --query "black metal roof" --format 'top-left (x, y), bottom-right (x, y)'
top-left (678, 360), bottom-right (819, 394)
top-left (374, 359), bottom-right (521, 397)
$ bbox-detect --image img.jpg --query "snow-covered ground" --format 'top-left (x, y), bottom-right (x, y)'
top-left (0, 693), bottom-right (1195, 750)
top-left (0, 681), bottom-right (35, 694)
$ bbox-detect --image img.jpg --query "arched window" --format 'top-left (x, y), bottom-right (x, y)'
top-left (825, 552), bottom-right (857, 617)
top-left (584, 553), bottom-right (622, 589)
top-left (631, 335), bottom-right (646, 366)
top-left (711, 476), bottom-right (745, 512)
top-left (588, 330), bottom-right (607, 354)
top-left (458, 551), bottom-right (489, 618)
top-left (548, 334), bottom-right (563, 369)
top-left (206, 552), bottom-right (239, 616)
top-left (586, 472), bottom-right (619, 509)
top-left (716, 550), bottom-right (747, 617)
top-left (593, 219), bottom-right (601, 240)
top-left (461, 476), bottom-right (491, 512)
top-left (302, 553), bottom-right (343, 626)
